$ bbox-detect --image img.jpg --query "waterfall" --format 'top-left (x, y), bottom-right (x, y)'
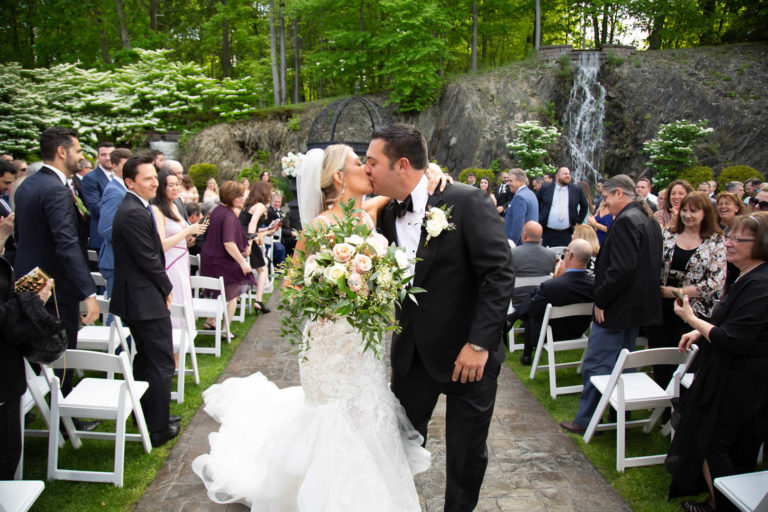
top-left (563, 51), bottom-right (605, 183)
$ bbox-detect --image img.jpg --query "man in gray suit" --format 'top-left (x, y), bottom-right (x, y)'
top-left (509, 221), bottom-right (557, 307)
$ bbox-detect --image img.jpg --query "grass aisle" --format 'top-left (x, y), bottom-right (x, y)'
top-left (22, 307), bottom-right (263, 512)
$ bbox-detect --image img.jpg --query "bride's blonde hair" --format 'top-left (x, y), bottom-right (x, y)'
top-left (320, 144), bottom-right (354, 209)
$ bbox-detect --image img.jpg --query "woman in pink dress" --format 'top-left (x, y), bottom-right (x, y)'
top-left (151, 170), bottom-right (207, 327)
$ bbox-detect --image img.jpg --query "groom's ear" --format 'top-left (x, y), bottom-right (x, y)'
top-left (395, 157), bottom-right (410, 175)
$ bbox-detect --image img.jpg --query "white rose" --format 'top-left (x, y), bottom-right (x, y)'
top-left (345, 234), bottom-right (364, 246)
top-left (429, 208), bottom-right (447, 224)
top-left (332, 243), bottom-right (355, 262)
top-left (367, 233), bottom-right (389, 257)
top-left (325, 263), bottom-right (347, 284)
top-left (426, 219), bottom-right (443, 238)
top-left (303, 255), bottom-right (318, 285)
top-left (394, 249), bottom-right (410, 270)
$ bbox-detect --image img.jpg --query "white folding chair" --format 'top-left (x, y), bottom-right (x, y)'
top-left (76, 299), bottom-right (134, 372)
top-left (548, 246), bottom-right (568, 259)
top-left (263, 234), bottom-right (276, 294)
top-left (583, 346), bottom-right (699, 472)
top-left (0, 480), bottom-right (45, 512)
top-left (190, 275), bottom-right (231, 357)
top-left (507, 274), bottom-right (552, 353)
top-left (90, 271), bottom-right (107, 302)
top-left (44, 350), bottom-right (152, 487)
top-left (529, 302), bottom-right (593, 398)
top-left (188, 254), bottom-right (201, 276)
top-left (170, 303), bottom-right (200, 404)
top-left (714, 470), bottom-right (768, 512)
top-left (87, 250), bottom-right (98, 265)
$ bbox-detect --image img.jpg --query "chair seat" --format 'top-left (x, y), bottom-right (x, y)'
top-left (0, 480), bottom-right (45, 512)
top-left (61, 378), bottom-right (149, 419)
top-left (591, 373), bottom-right (670, 406)
top-left (714, 470), bottom-right (768, 512)
top-left (192, 297), bottom-right (219, 317)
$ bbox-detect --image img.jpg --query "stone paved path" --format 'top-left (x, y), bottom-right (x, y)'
top-left (136, 292), bottom-right (630, 512)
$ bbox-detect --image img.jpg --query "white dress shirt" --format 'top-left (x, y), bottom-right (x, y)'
top-left (395, 174), bottom-right (429, 279)
top-left (547, 184), bottom-right (570, 230)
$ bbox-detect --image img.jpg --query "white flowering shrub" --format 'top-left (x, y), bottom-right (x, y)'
top-left (643, 120), bottom-right (714, 190)
top-left (507, 120), bottom-right (561, 178)
top-left (0, 49), bottom-right (261, 155)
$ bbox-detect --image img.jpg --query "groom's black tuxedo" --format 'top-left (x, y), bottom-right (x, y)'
top-left (379, 182), bottom-right (514, 512)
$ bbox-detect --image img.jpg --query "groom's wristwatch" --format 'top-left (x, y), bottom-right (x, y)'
top-left (470, 344), bottom-right (487, 352)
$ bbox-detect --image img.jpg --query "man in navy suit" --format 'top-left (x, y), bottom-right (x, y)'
top-left (14, 127), bottom-right (99, 395)
top-left (537, 166), bottom-right (589, 247)
top-left (81, 141), bottom-right (114, 251)
top-left (504, 168), bottom-right (539, 246)
top-left (506, 239), bottom-right (594, 364)
top-left (110, 154), bottom-right (179, 447)
top-left (97, 148), bottom-right (132, 297)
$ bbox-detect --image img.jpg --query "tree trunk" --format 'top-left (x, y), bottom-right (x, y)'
top-left (279, 3), bottom-right (286, 104)
top-left (591, 13), bottom-right (600, 47)
top-left (222, 0), bottom-right (230, 77)
top-left (150, 0), bottom-right (158, 32)
top-left (600, 2), bottom-right (608, 46)
top-left (470, 2), bottom-right (477, 72)
top-left (534, 0), bottom-right (541, 50)
top-left (114, 0), bottom-right (131, 49)
top-left (93, 1), bottom-right (111, 63)
top-left (648, 15), bottom-right (665, 50)
top-left (269, 0), bottom-right (281, 105)
top-left (293, 18), bottom-right (300, 104)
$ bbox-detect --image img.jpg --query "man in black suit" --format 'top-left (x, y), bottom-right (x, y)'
top-left (507, 239), bottom-right (595, 365)
top-left (14, 127), bottom-right (99, 396)
top-left (495, 171), bottom-right (513, 217)
top-left (110, 155), bottom-right (180, 447)
top-left (0, 160), bottom-right (17, 264)
top-left (368, 123), bottom-right (514, 512)
top-left (561, 174), bottom-right (663, 433)
top-left (537, 166), bottom-right (589, 247)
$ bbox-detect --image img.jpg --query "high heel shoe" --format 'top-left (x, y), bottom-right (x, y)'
top-left (255, 301), bottom-right (271, 314)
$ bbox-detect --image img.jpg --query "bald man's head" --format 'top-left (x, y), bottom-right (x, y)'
top-left (521, 221), bottom-right (543, 243)
top-left (566, 239), bottom-right (593, 268)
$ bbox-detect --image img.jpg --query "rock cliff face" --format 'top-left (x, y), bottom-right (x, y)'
top-left (183, 43), bottom-right (767, 180)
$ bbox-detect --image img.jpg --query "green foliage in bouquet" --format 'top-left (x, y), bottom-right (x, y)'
top-left (279, 200), bottom-right (424, 358)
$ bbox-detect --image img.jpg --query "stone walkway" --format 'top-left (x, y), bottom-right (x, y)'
top-left (136, 292), bottom-right (630, 512)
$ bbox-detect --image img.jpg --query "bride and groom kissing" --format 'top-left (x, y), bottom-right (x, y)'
top-left (193, 123), bottom-right (515, 511)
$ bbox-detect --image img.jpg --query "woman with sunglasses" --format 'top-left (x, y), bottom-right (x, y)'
top-left (669, 213), bottom-right (768, 512)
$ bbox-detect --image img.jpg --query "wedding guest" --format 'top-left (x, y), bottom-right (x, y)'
top-left (81, 141), bottom-right (114, 251)
top-left (200, 181), bottom-right (256, 326)
top-left (509, 221), bottom-right (557, 310)
top-left (466, 171), bottom-right (478, 187)
top-left (594, 178), bottom-right (605, 209)
top-left (538, 167), bottom-right (590, 247)
top-left (260, 171), bottom-right (270, 182)
top-left (636, 176), bottom-right (658, 212)
top-left (496, 171), bottom-right (513, 216)
top-left (147, 149), bottom-right (164, 171)
top-left (239, 181), bottom-right (276, 314)
top-left (150, 170), bottom-right (207, 328)
top-left (723, 181), bottom-right (744, 200)
top-left (532, 175), bottom-right (545, 193)
top-left (647, 192), bottom-right (725, 389)
top-left (11, 160), bottom-right (26, 178)
top-left (554, 224), bottom-right (599, 277)
top-left (668, 213), bottom-right (768, 512)
top-left (561, 174), bottom-right (663, 434)
top-left (478, 176), bottom-right (497, 207)
top-left (180, 175), bottom-right (199, 204)
top-left (505, 168), bottom-right (538, 246)
top-left (97, 148), bottom-right (132, 297)
top-left (267, 191), bottom-right (296, 259)
top-left (588, 196), bottom-right (613, 246)
top-left (240, 177), bottom-right (250, 199)
top-left (750, 186), bottom-right (768, 212)
top-left (0, 153), bottom-right (11, 162)
top-left (716, 192), bottom-right (745, 230)
top-left (743, 178), bottom-right (762, 205)
top-left (203, 177), bottom-right (220, 204)
top-left (655, 179), bottom-right (694, 229)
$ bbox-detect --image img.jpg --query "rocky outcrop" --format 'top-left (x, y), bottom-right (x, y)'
top-left (183, 43), bottom-right (767, 180)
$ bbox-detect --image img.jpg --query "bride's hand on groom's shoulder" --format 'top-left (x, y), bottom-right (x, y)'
top-left (452, 343), bottom-right (489, 384)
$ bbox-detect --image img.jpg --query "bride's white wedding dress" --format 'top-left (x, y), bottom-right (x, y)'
top-left (192, 318), bottom-right (430, 511)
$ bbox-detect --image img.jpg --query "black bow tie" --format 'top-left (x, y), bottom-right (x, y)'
top-left (394, 195), bottom-right (414, 218)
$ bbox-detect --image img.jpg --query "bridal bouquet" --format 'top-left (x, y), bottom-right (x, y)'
top-left (280, 151), bottom-right (303, 177)
top-left (278, 200), bottom-right (424, 358)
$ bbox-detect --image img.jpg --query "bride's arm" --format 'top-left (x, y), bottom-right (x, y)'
top-left (362, 196), bottom-right (390, 223)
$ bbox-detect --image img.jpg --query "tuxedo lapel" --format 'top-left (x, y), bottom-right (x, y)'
top-left (413, 192), bottom-right (444, 289)
top-left (379, 199), bottom-right (398, 245)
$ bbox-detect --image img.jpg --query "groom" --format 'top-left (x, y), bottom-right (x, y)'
top-left (367, 123), bottom-right (514, 511)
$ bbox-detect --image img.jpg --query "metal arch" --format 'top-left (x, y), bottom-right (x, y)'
top-left (306, 97), bottom-right (392, 156)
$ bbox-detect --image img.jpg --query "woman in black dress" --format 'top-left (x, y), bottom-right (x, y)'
top-left (669, 212), bottom-right (768, 512)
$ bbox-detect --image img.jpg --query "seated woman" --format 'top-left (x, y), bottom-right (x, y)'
top-left (669, 212), bottom-right (768, 512)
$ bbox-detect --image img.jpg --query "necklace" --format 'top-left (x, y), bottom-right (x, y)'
top-left (734, 261), bottom-right (762, 282)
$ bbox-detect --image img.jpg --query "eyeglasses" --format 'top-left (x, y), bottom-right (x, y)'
top-left (723, 230), bottom-right (756, 244)
top-left (751, 200), bottom-right (768, 210)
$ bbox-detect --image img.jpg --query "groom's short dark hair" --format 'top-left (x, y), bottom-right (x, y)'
top-left (371, 123), bottom-right (428, 171)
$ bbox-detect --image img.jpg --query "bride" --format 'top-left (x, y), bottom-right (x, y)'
top-left (192, 144), bottom-right (438, 511)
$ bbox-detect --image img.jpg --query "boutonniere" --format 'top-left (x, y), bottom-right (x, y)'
top-left (423, 205), bottom-right (455, 246)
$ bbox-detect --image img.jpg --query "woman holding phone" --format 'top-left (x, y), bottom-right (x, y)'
top-left (238, 181), bottom-right (278, 313)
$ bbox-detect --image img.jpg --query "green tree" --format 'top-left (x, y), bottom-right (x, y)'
top-left (643, 120), bottom-right (714, 190)
top-left (507, 120), bottom-right (561, 177)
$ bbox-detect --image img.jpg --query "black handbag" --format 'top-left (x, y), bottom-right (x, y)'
top-left (7, 286), bottom-right (68, 364)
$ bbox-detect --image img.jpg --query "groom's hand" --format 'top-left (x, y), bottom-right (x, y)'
top-left (453, 343), bottom-right (489, 383)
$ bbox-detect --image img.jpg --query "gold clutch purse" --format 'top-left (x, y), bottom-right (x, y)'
top-left (15, 267), bottom-right (53, 294)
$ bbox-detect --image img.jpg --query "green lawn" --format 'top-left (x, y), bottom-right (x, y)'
top-left (506, 342), bottom-right (766, 512)
top-left (22, 306), bottom-right (263, 512)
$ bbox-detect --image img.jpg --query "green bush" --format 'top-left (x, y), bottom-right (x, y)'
top-left (718, 165), bottom-right (763, 190)
top-left (189, 163), bottom-right (220, 195)
top-left (677, 166), bottom-right (714, 188)
top-left (458, 168), bottom-right (495, 186)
